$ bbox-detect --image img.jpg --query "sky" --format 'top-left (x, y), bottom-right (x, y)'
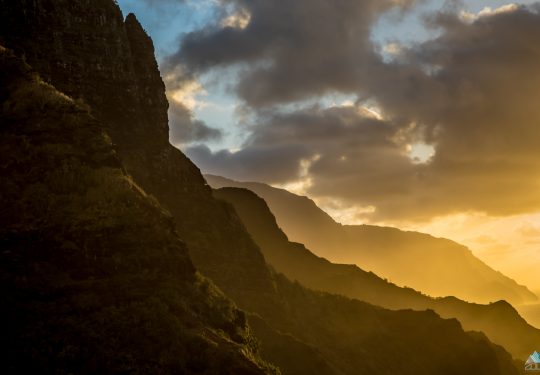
top-left (117, 0), bottom-right (540, 292)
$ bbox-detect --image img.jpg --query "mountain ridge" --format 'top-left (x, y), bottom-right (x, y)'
top-left (206, 174), bottom-right (537, 306)
top-left (0, 46), bottom-right (273, 374)
top-left (213, 186), bottom-right (540, 360)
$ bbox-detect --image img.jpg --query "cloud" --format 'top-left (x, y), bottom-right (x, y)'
top-left (170, 0), bottom-right (417, 107)
top-left (470, 235), bottom-right (499, 245)
top-left (187, 105), bottom-right (419, 215)
top-left (163, 65), bottom-right (223, 144)
top-left (186, 143), bottom-right (309, 182)
top-left (459, 3), bottom-right (521, 22)
top-left (518, 223), bottom-right (540, 238)
top-left (169, 101), bottom-right (222, 144)
top-left (171, 2), bottom-right (540, 222)
top-left (359, 5), bottom-right (540, 219)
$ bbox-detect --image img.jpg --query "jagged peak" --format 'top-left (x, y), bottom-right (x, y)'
top-left (125, 12), bottom-right (148, 37)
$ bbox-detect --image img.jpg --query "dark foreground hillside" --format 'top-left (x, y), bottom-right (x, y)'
top-left (0, 47), bottom-right (273, 374)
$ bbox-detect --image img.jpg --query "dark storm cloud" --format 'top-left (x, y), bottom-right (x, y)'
top-left (305, 4), bottom-right (540, 220)
top-left (163, 65), bottom-right (222, 144)
top-left (169, 101), bottom-right (222, 144)
top-left (358, 5), bottom-right (540, 219)
top-left (186, 143), bottom-right (310, 183)
top-left (176, 2), bottom-right (540, 221)
top-left (171, 0), bottom-right (417, 106)
top-left (186, 105), bottom-right (415, 191)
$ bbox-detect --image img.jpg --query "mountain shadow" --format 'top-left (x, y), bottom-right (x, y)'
top-left (206, 174), bottom-right (537, 306)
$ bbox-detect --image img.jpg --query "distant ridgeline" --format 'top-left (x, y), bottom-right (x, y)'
top-left (212, 185), bottom-right (540, 361)
top-left (0, 0), bottom-right (526, 374)
top-left (206, 175), bottom-right (538, 306)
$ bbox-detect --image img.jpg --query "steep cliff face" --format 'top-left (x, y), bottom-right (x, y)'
top-left (0, 0), bottom-right (169, 150)
top-left (0, 46), bottom-right (271, 374)
top-left (0, 0), bottom-right (278, 312)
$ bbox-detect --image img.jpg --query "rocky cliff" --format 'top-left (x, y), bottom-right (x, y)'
top-left (0, 0), bottom-right (278, 313)
top-left (0, 46), bottom-right (272, 374)
top-left (0, 0), bottom-right (169, 150)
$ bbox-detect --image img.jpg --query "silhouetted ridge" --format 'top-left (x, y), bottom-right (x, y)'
top-left (0, 47), bottom-right (272, 374)
top-left (214, 186), bottom-right (540, 360)
top-left (206, 174), bottom-right (537, 306)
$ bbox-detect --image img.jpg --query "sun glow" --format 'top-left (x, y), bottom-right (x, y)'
top-left (170, 80), bottom-right (207, 110)
top-left (273, 154), bottom-right (320, 195)
top-left (221, 8), bottom-right (251, 29)
top-left (387, 212), bottom-right (540, 292)
top-left (407, 142), bottom-right (435, 164)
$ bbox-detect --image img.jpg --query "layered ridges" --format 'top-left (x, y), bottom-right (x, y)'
top-left (213, 186), bottom-right (540, 360)
top-left (206, 174), bottom-right (537, 305)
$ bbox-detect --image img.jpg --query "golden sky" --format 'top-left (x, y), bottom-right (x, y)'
top-left (288, 189), bottom-right (540, 294)
top-left (405, 213), bottom-right (540, 293)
